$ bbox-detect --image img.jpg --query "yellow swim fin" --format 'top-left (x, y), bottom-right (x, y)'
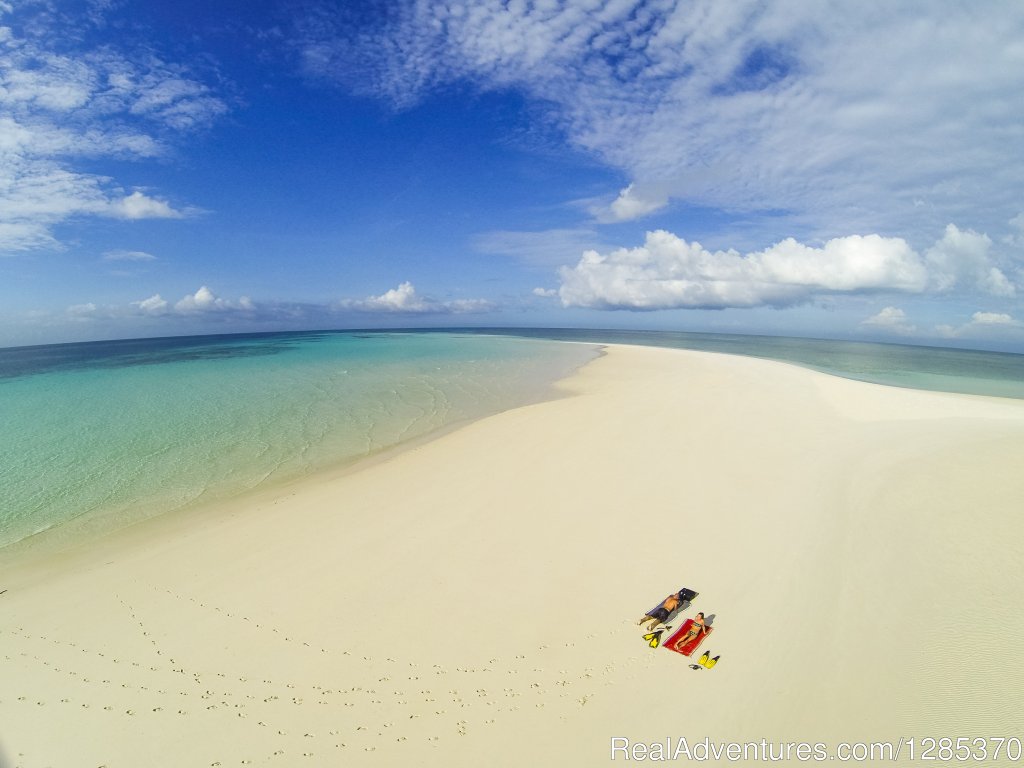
top-left (648, 631), bottom-right (663, 648)
top-left (705, 655), bottom-right (720, 669)
top-left (698, 651), bottom-right (710, 667)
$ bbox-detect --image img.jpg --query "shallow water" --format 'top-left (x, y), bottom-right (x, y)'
top-left (3, 326), bottom-right (1021, 551)
top-left (482, 328), bottom-right (1024, 400)
top-left (0, 331), bottom-right (597, 549)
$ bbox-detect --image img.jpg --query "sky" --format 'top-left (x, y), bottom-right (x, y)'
top-left (2, 0), bottom-right (1024, 351)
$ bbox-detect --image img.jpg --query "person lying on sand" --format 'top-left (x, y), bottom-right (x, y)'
top-left (638, 592), bottom-right (683, 630)
top-left (671, 612), bottom-right (708, 650)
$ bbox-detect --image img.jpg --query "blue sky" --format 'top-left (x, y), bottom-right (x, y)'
top-left (2, 0), bottom-right (1024, 350)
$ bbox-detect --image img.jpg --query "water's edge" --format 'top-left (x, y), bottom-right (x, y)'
top-left (0, 337), bottom-right (603, 561)
top-left (4, 325), bottom-right (1022, 563)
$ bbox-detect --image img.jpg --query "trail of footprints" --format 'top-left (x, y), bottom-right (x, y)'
top-left (2, 586), bottom-right (634, 764)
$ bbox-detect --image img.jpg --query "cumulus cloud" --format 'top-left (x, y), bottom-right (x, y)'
top-left (557, 229), bottom-right (928, 310)
top-left (62, 283), bottom-right (491, 334)
top-left (557, 224), bottom-right (1018, 311)
top-left (174, 286), bottom-right (254, 313)
top-left (532, 287), bottom-right (558, 298)
top-left (861, 306), bottom-right (917, 335)
top-left (937, 311), bottom-right (1022, 339)
top-left (108, 191), bottom-right (183, 220)
top-left (337, 282), bottom-right (492, 314)
top-left (971, 312), bottom-right (1020, 326)
top-left (0, 5), bottom-right (225, 254)
top-left (925, 224), bottom-right (1015, 297)
top-left (68, 287), bottom-right (253, 319)
top-left (295, 2), bottom-right (1024, 242)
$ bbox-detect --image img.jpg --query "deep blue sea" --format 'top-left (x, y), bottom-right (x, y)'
top-left (2, 328), bottom-right (1022, 550)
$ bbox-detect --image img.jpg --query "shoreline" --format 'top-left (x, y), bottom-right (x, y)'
top-left (3, 344), bottom-right (1023, 766)
top-left (0, 340), bottom-right (605, 569)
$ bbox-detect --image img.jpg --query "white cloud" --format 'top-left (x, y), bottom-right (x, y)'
top-left (132, 293), bottom-right (168, 313)
top-left (0, 6), bottom-right (225, 254)
top-left (301, 2), bottom-right (1024, 245)
top-left (126, 73), bottom-right (228, 130)
top-left (556, 223), bottom-right (1020, 311)
top-left (604, 183), bottom-right (669, 222)
top-left (861, 306), bottom-right (917, 335)
top-left (103, 249), bottom-right (157, 261)
top-left (925, 224), bottom-right (1014, 297)
top-left (108, 191), bottom-right (183, 220)
top-left (1004, 212), bottom-right (1024, 249)
top-left (174, 286), bottom-right (253, 313)
top-left (969, 311), bottom-right (1019, 327)
top-left (63, 287), bottom-right (252, 320)
top-left (55, 284), bottom-right (487, 335)
top-left (532, 287), bottom-right (557, 298)
top-left (55, 288), bottom-right (256, 335)
top-left (337, 282), bottom-right (492, 314)
top-left (557, 229), bottom-right (928, 310)
top-left (0, 220), bottom-right (57, 251)
top-left (937, 311), bottom-right (1022, 339)
top-left (340, 281), bottom-right (428, 312)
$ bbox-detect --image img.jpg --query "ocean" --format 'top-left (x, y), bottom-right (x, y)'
top-left (2, 328), bottom-right (1022, 551)
top-left (494, 328), bottom-right (1024, 399)
top-left (0, 331), bottom-right (596, 550)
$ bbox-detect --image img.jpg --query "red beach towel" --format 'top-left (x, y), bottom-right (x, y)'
top-left (663, 618), bottom-right (712, 657)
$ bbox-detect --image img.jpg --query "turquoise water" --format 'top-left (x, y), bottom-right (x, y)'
top-left (485, 328), bottom-right (1024, 400)
top-left (0, 332), bottom-right (597, 549)
top-left (3, 327), bottom-right (1023, 551)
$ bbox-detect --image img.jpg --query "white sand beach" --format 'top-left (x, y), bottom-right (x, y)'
top-left (3, 344), bottom-right (1024, 767)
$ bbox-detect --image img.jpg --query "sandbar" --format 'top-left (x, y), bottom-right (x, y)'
top-left (2, 344), bottom-right (1023, 766)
